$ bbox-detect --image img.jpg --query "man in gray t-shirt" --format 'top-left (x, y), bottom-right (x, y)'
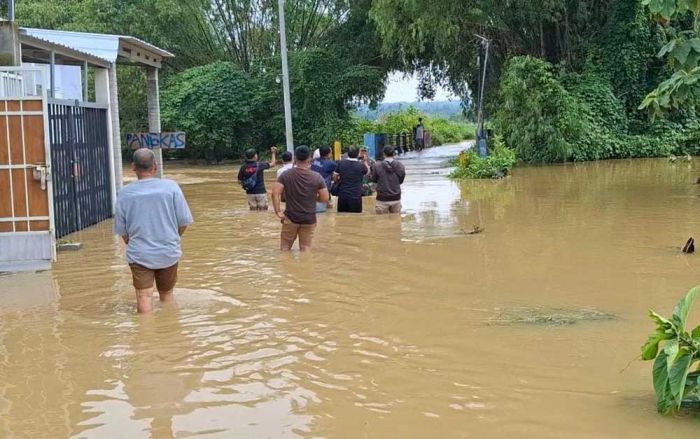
top-left (114, 149), bottom-right (193, 313)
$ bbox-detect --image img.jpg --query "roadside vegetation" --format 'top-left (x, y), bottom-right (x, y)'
top-left (450, 136), bottom-right (515, 179)
top-left (343, 107), bottom-right (474, 147)
top-left (642, 287), bottom-right (700, 414)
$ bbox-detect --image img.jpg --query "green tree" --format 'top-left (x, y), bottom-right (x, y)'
top-left (161, 61), bottom-right (261, 160)
top-left (639, 0), bottom-right (700, 116)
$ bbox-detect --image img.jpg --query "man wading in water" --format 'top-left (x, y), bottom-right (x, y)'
top-left (334, 146), bottom-right (369, 213)
top-left (371, 146), bottom-right (406, 214)
top-left (272, 145), bottom-right (329, 252)
top-left (238, 147), bottom-right (277, 210)
top-left (114, 149), bottom-right (194, 313)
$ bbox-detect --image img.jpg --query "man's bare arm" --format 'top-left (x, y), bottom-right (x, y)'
top-left (178, 226), bottom-right (188, 236)
top-left (318, 187), bottom-right (330, 203)
top-left (121, 235), bottom-right (129, 245)
top-left (272, 182), bottom-right (285, 219)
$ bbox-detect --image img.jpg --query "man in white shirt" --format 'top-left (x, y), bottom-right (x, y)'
top-left (114, 149), bottom-right (193, 313)
top-left (276, 151), bottom-right (294, 178)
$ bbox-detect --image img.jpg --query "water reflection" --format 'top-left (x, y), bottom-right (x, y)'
top-left (400, 145), bottom-right (471, 242)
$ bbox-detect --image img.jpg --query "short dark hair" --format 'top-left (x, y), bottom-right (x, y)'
top-left (133, 148), bottom-right (155, 171)
top-left (418, 117), bottom-right (423, 122)
top-left (347, 146), bottom-right (359, 159)
top-left (281, 151), bottom-right (293, 163)
top-left (319, 145), bottom-right (332, 157)
top-left (244, 149), bottom-right (257, 160)
top-left (383, 146), bottom-right (395, 157)
top-left (295, 145), bottom-right (311, 162)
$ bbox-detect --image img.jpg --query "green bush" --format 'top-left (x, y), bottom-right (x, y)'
top-left (641, 286), bottom-right (700, 414)
top-left (161, 61), bottom-right (261, 160)
top-left (493, 56), bottom-right (583, 163)
top-left (450, 136), bottom-right (516, 179)
top-left (493, 56), bottom-right (685, 164)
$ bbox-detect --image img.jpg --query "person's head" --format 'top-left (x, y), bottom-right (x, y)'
top-left (132, 148), bottom-right (157, 178)
top-left (383, 146), bottom-right (395, 158)
top-left (281, 151), bottom-right (293, 163)
top-left (347, 146), bottom-right (359, 159)
top-left (359, 147), bottom-right (368, 158)
top-left (295, 145), bottom-right (311, 164)
top-left (244, 148), bottom-right (258, 161)
top-left (418, 117), bottom-right (423, 124)
top-left (319, 145), bottom-right (332, 158)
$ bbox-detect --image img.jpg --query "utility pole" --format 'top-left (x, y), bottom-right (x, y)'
top-left (277, 0), bottom-right (294, 153)
top-left (475, 34), bottom-right (490, 157)
top-left (8, 0), bottom-right (14, 21)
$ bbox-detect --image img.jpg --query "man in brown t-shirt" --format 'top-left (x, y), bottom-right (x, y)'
top-left (272, 145), bottom-right (329, 251)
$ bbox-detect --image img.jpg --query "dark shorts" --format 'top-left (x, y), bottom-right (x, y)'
top-left (338, 196), bottom-right (363, 213)
top-left (129, 263), bottom-right (178, 292)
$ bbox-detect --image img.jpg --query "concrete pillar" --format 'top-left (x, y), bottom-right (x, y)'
top-left (82, 60), bottom-right (88, 102)
top-left (108, 64), bottom-right (123, 193)
top-left (0, 20), bottom-right (21, 66)
top-left (146, 66), bottom-right (164, 178)
top-left (95, 67), bottom-right (117, 211)
top-left (49, 51), bottom-right (55, 98)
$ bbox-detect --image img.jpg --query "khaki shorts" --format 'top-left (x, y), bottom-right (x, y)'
top-left (129, 263), bottom-right (178, 292)
top-left (375, 200), bottom-right (402, 214)
top-left (280, 220), bottom-right (316, 251)
top-left (247, 194), bottom-right (268, 210)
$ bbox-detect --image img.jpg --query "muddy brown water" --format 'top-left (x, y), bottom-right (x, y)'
top-left (2, 144), bottom-right (700, 438)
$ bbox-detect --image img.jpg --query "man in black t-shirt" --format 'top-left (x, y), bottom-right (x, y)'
top-left (335, 146), bottom-right (369, 213)
top-left (237, 147), bottom-right (277, 210)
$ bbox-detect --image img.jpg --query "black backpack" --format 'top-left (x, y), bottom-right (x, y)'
top-left (242, 163), bottom-right (259, 191)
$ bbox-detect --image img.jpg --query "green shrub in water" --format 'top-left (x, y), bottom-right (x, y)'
top-left (450, 136), bottom-right (516, 179)
top-left (641, 286), bottom-right (700, 414)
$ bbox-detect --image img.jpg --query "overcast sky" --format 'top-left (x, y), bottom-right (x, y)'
top-left (382, 71), bottom-right (457, 103)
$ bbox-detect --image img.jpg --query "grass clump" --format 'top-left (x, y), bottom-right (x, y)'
top-left (450, 135), bottom-right (516, 179)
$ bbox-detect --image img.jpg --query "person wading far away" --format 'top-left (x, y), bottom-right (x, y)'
top-left (272, 145), bottom-right (330, 252)
top-left (277, 151), bottom-right (294, 179)
top-left (334, 146), bottom-right (369, 213)
top-left (371, 146), bottom-right (406, 214)
top-left (114, 148), bottom-right (193, 313)
top-left (415, 117), bottom-right (425, 151)
top-left (238, 146), bottom-right (277, 210)
top-left (358, 146), bottom-right (376, 196)
top-left (311, 145), bottom-right (337, 212)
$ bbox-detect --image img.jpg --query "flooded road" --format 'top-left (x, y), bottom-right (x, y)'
top-left (3, 144), bottom-right (700, 438)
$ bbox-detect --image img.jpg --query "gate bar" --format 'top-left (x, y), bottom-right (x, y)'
top-left (4, 102), bottom-right (15, 232)
top-left (19, 100), bottom-right (30, 230)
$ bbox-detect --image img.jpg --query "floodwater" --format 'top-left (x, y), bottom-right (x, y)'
top-left (2, 144), bottom-right (700, 438)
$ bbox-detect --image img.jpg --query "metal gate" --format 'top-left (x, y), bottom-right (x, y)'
top-left (0, 66), bottom-right (55, 272)
top-left (48, 99), bottom-right (111, 238)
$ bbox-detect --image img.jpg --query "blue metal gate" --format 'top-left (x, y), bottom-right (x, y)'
top-left (48, 100), bottom-right (111, 238)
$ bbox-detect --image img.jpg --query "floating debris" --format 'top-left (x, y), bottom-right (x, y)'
top-left (57, 242), bottom-right (82, 252)
top-left (460, 225), bottom-right (485, 235)
top-left (683, 237), bottom-right (695, 254)
top-left (488, 306), bottom-right (616, 326)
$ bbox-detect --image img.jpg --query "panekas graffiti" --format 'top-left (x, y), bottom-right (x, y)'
top-left (127, 132), bottom-right (186, 150)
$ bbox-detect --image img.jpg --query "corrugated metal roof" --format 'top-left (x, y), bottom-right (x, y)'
top-left (20, 28), bottom-right (174, 64)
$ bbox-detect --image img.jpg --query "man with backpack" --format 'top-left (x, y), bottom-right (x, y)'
top-left (238, 147), bottom-right (277, 210)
